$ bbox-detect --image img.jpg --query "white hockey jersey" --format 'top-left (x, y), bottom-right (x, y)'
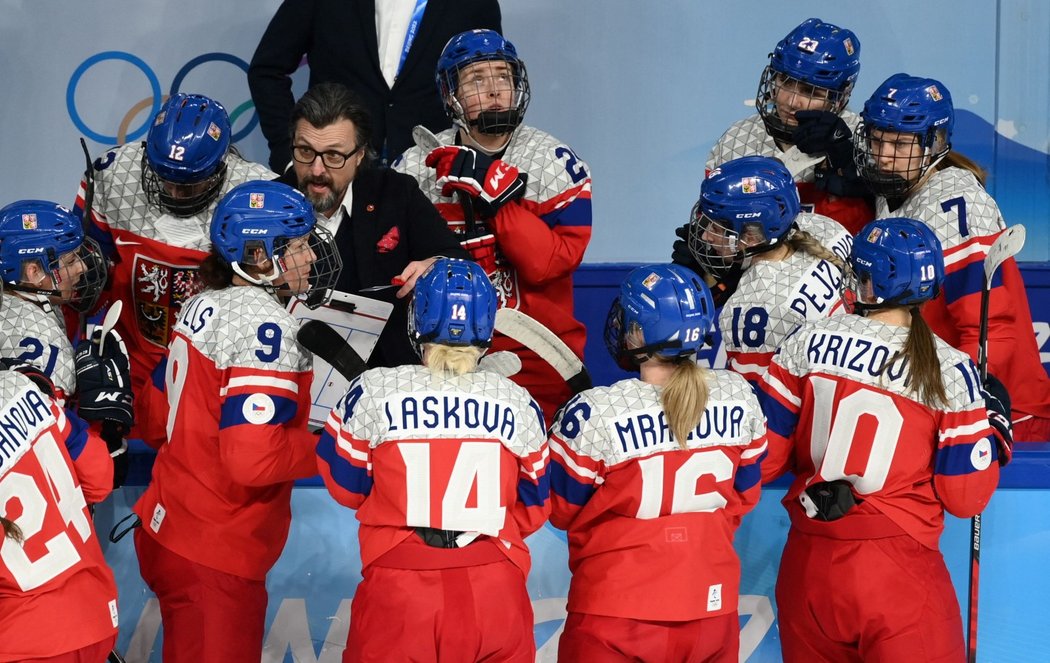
top-left (720, 213), bottom-right (852, 384)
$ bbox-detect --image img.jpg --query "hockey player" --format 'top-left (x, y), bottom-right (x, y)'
top-left (394, 29), bottom-right (592, 422)
top-left (685, 156), bottom-right (852, 384)
top-left (855, 74), bottom-right (1050, 441)
top-left (0, 360), bottom-right (120, 661)
top-left (74, 92), bottom-right (275, 428)
top-left (0, 200), bottom-right (133, 489)
top-left (131, 181), bottom-right (341, 662)
top-left (705, 18), bottom-right (872, 233)
top-left (758, 218), bottom-right (1007, 662)
top-left (549, 264), bottom-right (767, 662)
top-left (317, 258), bottom-right (549, 662)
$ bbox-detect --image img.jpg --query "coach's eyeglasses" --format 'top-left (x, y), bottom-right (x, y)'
top-left (291, 144), bottom-right (363, 169)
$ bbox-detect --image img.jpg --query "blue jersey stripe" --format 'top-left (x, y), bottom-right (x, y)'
top-left (316, 431), bottom-right (373, 497)
top-left (219, 394), bottom-right (298, 429)
top-left (550, 458), bottom-right (596, 506)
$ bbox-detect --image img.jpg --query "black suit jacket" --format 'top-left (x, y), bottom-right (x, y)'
top-left (249, 0), bottom-right (502, 172)
top-left (278, 167), bottom-right (469, 368)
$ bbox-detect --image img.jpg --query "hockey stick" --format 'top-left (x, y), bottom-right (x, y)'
top-left (78, 138), bottom-right (96, 234)
top-left (494, 308), bottom-right (592, 395)
top-left (967, 223), bottom-right (1026, 663)
top-left (297, 320), bottom-right (369, 382)
top-left (412, 124), bottom-right (479, 236)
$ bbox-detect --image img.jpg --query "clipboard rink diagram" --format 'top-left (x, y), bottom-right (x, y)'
top-left (287, 291), bottom-right (393, 428)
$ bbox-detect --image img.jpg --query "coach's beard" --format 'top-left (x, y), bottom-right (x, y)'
top-left (301, 174), bottom-right (342, 218)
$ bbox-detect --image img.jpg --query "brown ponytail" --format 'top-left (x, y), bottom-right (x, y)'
top-left (886, 306), bottom-right (947, 407)
top-left (786, 229), bottom-right (845, 270)
top-left (936, 151), bottom-right (987, 188)
top-left (2, 517), bottom-right (24, 543)
top-left (661, 358), bottom-right (712, 449)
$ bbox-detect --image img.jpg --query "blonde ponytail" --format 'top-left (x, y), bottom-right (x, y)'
top-left (425, 343), bottom-right (483, 377)
top-left (661, 359), bottom-right (712, 449)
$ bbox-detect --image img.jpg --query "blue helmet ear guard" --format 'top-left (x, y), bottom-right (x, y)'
top-left (411, 258), bottom-right (497, 350)
top-left (436, 29), bottom-right (530, 135)
top-left (604, 264), bottom-right (716, 371)
top-left (689, 156), bottom-right (801, 276)
top-left (757, 17), bottom-right (860, 143)
top-left (855, 73), bottom-right (955, 197)
top-left (844, 217), bottom-right (944, 314)
top-left (0, 200), bottom-right (107, 313)
top-left (209, 181), bottom-right (341, 308)
top-left (142, 93), bottom-right (232, 217)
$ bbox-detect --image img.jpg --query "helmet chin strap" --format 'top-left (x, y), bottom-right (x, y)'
top-left (231, 260), bottom-right (282, 290)
top-left (457, 120), bottom-right (512, 156)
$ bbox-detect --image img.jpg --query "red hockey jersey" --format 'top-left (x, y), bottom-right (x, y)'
top-left (133, 286), bottom-right (318, 580)
top-left (875, 167), bottom-right (1050, 431)
top-left (394, 125), bottom-right (592, 420)
top-left (0, 373), bottom-right (118, 661)
top-left (758, 314), bottom-right (1000, 549)
top-left (74, 142), bottom-right (274, 425)
top-left (317, 364), bottom-right (550, 576)
top-left (549, 374), bottom-right (767, 621)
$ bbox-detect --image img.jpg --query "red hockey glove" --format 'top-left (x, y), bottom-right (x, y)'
top-left (425, 146), bottom-right (526, 218)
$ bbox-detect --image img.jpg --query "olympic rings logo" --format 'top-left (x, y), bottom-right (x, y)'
top-left (66, 51), bottom-right (259, 145)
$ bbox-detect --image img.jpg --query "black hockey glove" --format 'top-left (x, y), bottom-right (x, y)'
top-left (983, 373), bottom-right (1013, 466)
top-left (0, 357), bottom-right (56, 397)
top-left (670, 222), bottom-right (741, 308)
top-left (793, 110), bottom-right (855, 170)
top-left (671, 222), bottom-right (703, 273)
top-left (75, 327), bottom-right (134, 428)
top-left (801, 480), bottom-right (861, 521)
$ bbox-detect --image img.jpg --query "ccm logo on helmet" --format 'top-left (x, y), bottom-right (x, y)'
top-left (242, 228), bottom-right (270, 235)
top-left (17, 247), bottom-right (46, 254)
top-left (736, 212), bottom-right (763, 219)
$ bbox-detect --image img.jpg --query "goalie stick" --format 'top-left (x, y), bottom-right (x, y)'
top-left (494, 308), bottom-right (592, 395)
top-left (967, 223), bottom-right (1026, 663)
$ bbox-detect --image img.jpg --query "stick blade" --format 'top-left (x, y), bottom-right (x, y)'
top-left (411, 125), bottom-right (442, 152)
top-left (985, 225), bottom-right (1026, 283)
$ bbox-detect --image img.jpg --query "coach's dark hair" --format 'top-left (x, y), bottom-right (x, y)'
top-left (289, 82), bottom-right (376, 164)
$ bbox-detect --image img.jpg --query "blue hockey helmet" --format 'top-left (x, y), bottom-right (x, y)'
top-left (757, 18), bottom-right (861, 143)
top-left (436, 30), bottom-right (530, 135)
top-left (605, 263), bottom-right (716, 370)
top-left (411, 258), bottom-right (497, 349)
top-left (143, 93), bottom-right (232, 217)
top-left (689, 156), bottom-right (801, 276)
top-left (855, 74), bottom-right (955, 197)
top-left (0, 200), bottom-right (107, 312)
top-left (209, 181), bottom-right (341, 307)
top-left (844, 217), bottom-right (944, 313)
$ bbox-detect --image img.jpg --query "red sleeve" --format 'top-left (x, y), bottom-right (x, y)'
top-left (216, 367), bottom-right (319, 486)
top-left (933, 405), bottom-right (1000, 518)
top-left (548, 435), bottom-right (606, 530)
top-left (490, 193), bottom-right (591, 286)
top-left (756, 358), bottom-right (803, 483)
top-left (727, 427), bottom-right (768, 528)
top-left (510, 443), bottom-right (550, 538)
top-left (316, 404), bottom-right (372, 511)
top-left (56, 405), bottom-right (113, 504)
